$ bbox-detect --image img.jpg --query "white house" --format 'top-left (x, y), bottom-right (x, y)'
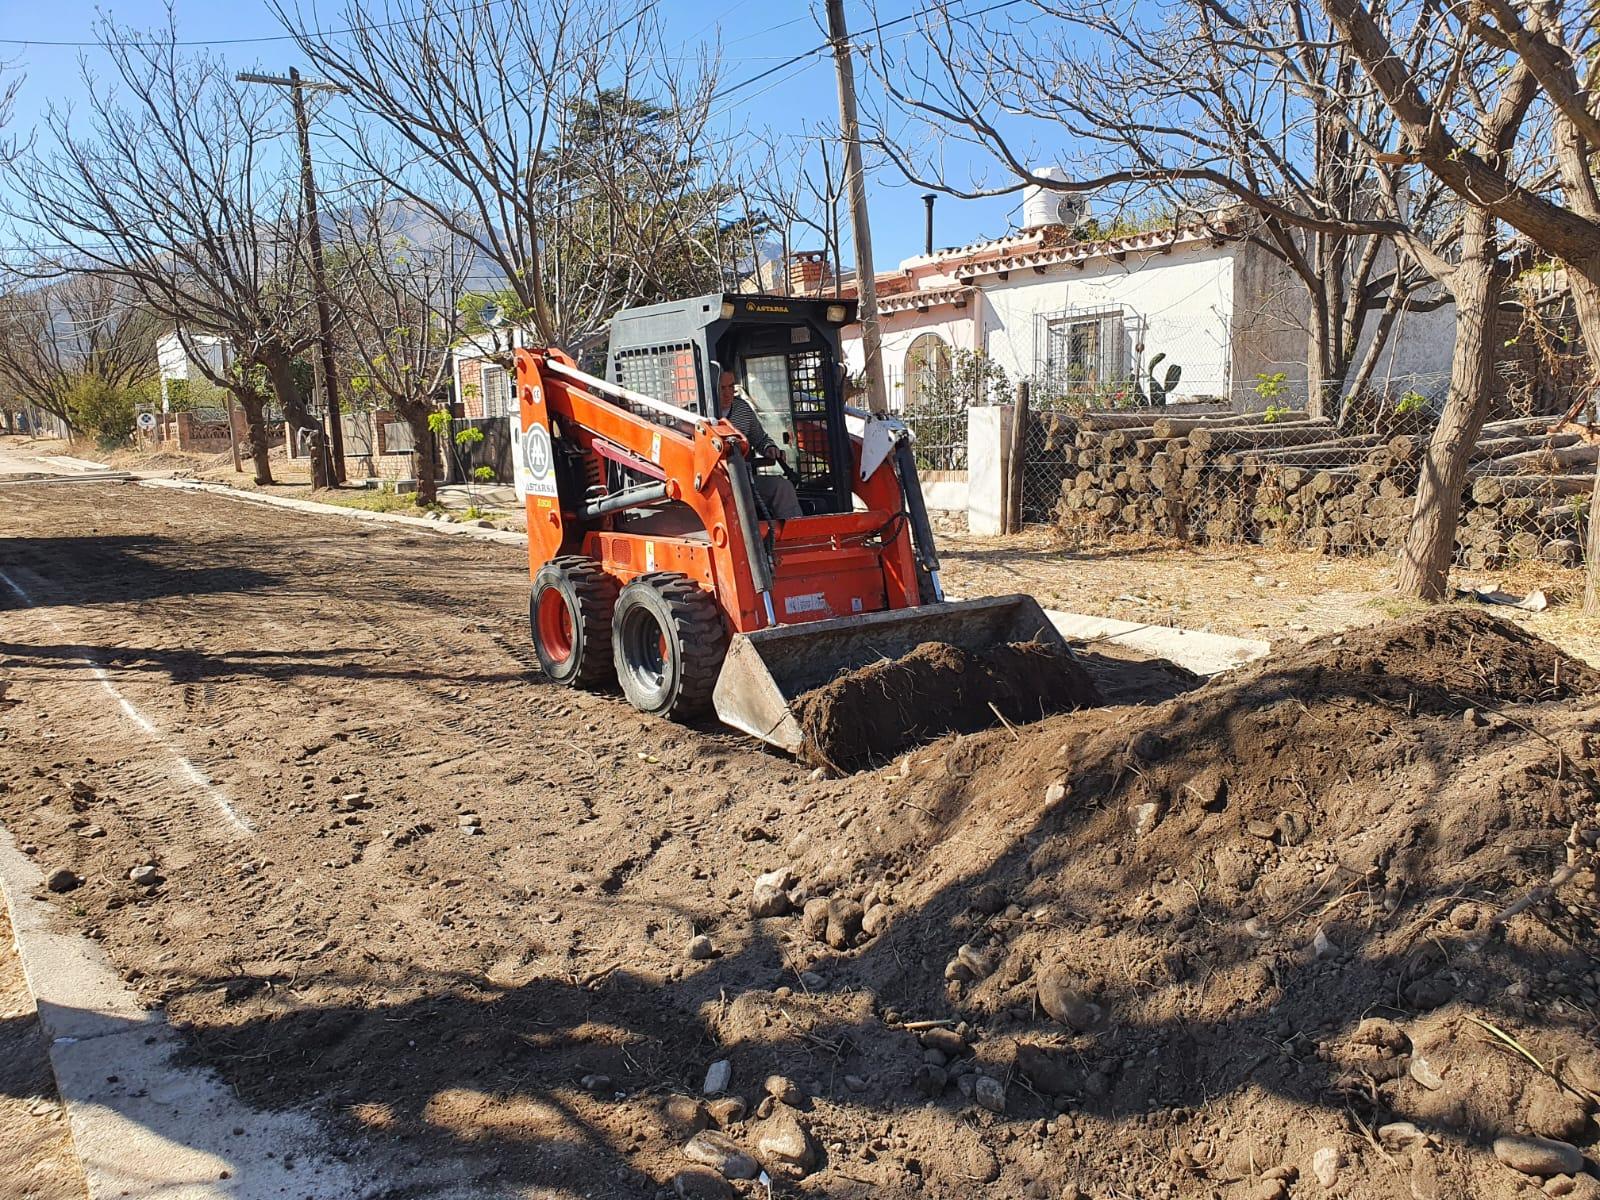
top-left (155, 330), bottom-right (232, 411)
top-left (449, 328), bottom-right (529, 420)
top-left (810, 207), bottom-right (1454, 412)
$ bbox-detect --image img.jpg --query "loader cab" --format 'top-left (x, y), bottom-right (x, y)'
top-left (606, 293), bottom-right (859, 517)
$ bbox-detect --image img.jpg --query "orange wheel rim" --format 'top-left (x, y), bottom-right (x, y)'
top-left (536, 589), bottom-right (575, 662)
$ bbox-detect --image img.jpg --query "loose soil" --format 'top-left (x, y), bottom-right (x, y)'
top-left (1, 481), bottom-right (1598, 1199)
top-left (793, 640), bottom-right (1102, 770)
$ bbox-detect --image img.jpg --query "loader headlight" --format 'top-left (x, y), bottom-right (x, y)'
top-left (720, 301), bottom-right (736, 319)
top-left (826, 304), bottom-right (847, 323)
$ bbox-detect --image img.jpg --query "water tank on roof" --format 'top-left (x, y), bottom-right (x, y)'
top-left (1022, 166), bottom-right (1089, 230)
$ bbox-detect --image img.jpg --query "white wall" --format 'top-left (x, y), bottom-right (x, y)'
top-left (156, 331), bottom-right (230, 410)
top-left (979, 245), bottom-right (1236, 398)
top-left (841, 244), bottom-right (1238, 403)
top-left (1350, 300), bottom-right (1456, 391)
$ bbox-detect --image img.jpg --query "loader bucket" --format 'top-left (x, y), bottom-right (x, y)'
top-left (711, 594), bottom-right (1080, 758)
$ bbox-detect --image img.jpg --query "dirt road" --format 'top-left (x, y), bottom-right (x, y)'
top-left (1, 480), bottom-right (836, 1196)
top-left (4, 480), bottom-right (1597, 1200)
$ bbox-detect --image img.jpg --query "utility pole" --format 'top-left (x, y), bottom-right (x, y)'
top-left (825, 0), bottom-right (888, 417)
top-left (237, 68), bottom-right (348, 484)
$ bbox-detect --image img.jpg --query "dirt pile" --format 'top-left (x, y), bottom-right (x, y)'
top-left (764, 608), bottom-right (1600, 1196)
top-left (793, 639), bottom-right (1102, 769)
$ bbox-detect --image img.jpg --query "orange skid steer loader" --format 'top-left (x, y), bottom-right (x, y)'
top-left (514, 292), bottom-right (1071, 755)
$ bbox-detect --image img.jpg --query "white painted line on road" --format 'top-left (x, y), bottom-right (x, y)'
top-left (0, 568), bottom-right (254, 836)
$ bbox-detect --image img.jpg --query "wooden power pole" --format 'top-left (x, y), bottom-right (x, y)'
top-left (825, 0), bottom-right (889, 417)
top-left (237, 67), bottom-right (348, 484)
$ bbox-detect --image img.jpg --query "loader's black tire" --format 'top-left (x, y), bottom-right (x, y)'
top-left (611, 572), bottom-right (726, 720)
top-left (530, 557), bottom-right (619, 688)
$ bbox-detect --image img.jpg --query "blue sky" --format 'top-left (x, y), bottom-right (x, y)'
top-left (0, 0), bottom-right (1031, 270)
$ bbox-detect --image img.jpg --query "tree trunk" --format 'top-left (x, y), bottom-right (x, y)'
top-left (1395, 210), bottom-right (1499, 600)
top-left (1566, 260), bottom-right (1600, 611)
top-left (264, 352), bottom-right (329, 489)
top-left (1306, 320), bottom-right (1330, 421)
top-left (406, 406), bottom-right (440, 507)
top-left (234, 386), bottom-right (273, 485)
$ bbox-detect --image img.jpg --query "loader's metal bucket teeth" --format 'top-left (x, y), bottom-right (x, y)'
top-left (711, 595), bottom-right (1069, 754)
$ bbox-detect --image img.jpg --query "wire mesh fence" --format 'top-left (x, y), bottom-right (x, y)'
top-left (1025, 371), bottom-right (1594, 572)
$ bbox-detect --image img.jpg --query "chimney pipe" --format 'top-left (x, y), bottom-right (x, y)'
top-left (922, 193), bottom-right (936, 256)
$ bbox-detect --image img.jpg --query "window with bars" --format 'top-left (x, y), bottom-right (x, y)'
top-left (1044, 310), bottom-right (1130, 395)
top-left (479, 363), bottom-right (514, 418)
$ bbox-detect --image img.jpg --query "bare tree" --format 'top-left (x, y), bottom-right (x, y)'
top-left (745, 128), bottom-right (851, 296)
top-left (1315, 0), bottom-right (1600, 606)
top-left (327, 195), bottom-right (472, 506)
top-left (277, 0), bottom-right (739, 351)
top-left (0, 271), bottom-right (161, 430)
top-left (0, 58), bottom-right (18, 159)
top-left (1, 16), bottom-right (329, 486)
top-left (869, 0), bottom-right (1450, 417)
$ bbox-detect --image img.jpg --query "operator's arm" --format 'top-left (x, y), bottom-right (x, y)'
top-left (727, 390), bottom-right (780, 460)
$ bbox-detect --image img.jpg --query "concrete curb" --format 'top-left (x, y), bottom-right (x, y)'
top-left (40, 454), bottom-right (117, 473)
top-left (1047, 611), bottom-right (1270, 676)
top-left (139, 476), bottom-right (529, 547)
top-left (0, 830), bottom-right (375, 1199)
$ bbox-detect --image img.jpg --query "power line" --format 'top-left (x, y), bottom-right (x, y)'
top-left (0, 0), bottom-right (523, 49)
top-left (710, 0), bottom-right (1028, 107)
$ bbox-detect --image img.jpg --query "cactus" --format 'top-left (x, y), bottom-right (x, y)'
top-left (1135, 353), bottom-right (1183, 405)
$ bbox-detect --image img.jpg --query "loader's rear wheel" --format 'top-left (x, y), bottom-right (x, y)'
top-left (530, 557), bottom-right (618, 687)
top-left (612, 573), bottom-right (726, 719)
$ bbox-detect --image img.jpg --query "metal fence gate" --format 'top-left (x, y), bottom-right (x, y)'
top-left (446, 416), bottom-right (515, 484)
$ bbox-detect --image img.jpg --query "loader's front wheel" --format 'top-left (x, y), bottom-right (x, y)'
top-left (612, 573), bottom-right (726, 719)
top-left (530, 557), bottom-right (618, 688)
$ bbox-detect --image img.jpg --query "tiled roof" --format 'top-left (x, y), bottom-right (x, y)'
top-left (808, 214), bottom-right (1245, 303)
top-left (876, 285), bottom-right (975, 314)
top-left (948, 219), bottom-right (1244, 283)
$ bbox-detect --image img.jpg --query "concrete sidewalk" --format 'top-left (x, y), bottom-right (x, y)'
top-left (0, 832), bottom-right (376, 1200)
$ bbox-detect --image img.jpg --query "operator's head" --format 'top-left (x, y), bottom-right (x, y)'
top-left (718, 369), bottom-right (736, 413)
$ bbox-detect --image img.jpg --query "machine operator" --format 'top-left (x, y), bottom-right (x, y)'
top-left (718, 370), bottom-right (803, 520)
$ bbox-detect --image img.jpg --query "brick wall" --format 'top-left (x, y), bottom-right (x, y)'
top-left (457, 357), bottom-right (484, 417)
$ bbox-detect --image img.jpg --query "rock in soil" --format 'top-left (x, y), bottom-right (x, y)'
top-left (763, 1074), bottom-right (803, 1107)
top-left (823, 898), bottom-right (864, 948)
top-left (748, 868), bottom-right (794, 917)
top-left (45, 868), bottom-right (80, 893)
top-left (1492, 1135), bottom-right (1583, 1178)
top-left (801, 896), bottom-right (830, 939)
top-left (754, 1109), bottom-right (816, 1174)
top-left (1036, 966), bottom-right (1100, 1030)
top-left (919, 1027), bottom-right (966, 1057)
top-left (701, 1060), bottom-right (732, 1097)
top-left (974, 1074), bottom-right (1006, 1113)
top-left (686, 934), bottom-right (715, 961)
top-left (682, 1131), bottom-right (758, 1181)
